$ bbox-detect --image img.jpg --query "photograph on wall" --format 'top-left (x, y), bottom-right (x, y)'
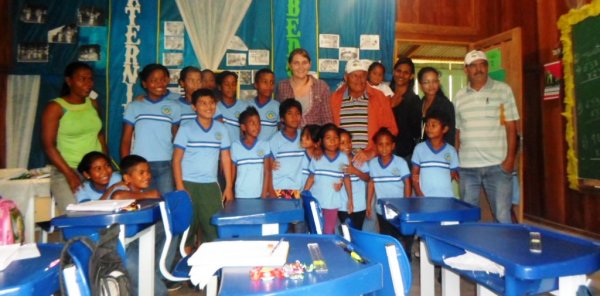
top-left (20, 4), bottom-right (47, 24)
top-left (238, 70), bottom-right (253, 85)
top-left (48, 24), bottom-right (78, 44)
top-left (360, 34), bottom-right (380, 50)
top-left (239, 89), bottom-right (257, 100)
top-left (165, 36), bottom-right (184, 50)
top-left (318, 59), bottom-right (339, 73)
top-left (319, 34), bottom-right (340, 49)
top-left (248, 49), bottom-right (270, 66)
top-left (77, 7), bottom-right (104, 27)
top-left (164, 21), bottom-right (184, 36)
top-left (17, 43), bottom-right (49, 63)
top-left (78, 45), bottom-right (101, 61)
top-left (339, 47), bottom-right (359, 61)
top-left (168, 86), bottom-right (183, 96)
top-left (163, 52), bottom-right (183, 66)
top-left (168, 68), bottom-right (182, 85)
top-left (226, 53), bottom-right (247, 67)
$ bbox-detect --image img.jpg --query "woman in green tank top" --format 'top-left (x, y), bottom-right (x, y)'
top-left (41, 61), bottom-right (107, 211)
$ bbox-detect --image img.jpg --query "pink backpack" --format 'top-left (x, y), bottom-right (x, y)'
top-left (0, 199), bottom-right (24, 245)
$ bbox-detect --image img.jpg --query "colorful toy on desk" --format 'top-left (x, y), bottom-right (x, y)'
top-left (250, 266), bottom-right (285, 281)
top-left (282, 260), bottom-right (307, 280)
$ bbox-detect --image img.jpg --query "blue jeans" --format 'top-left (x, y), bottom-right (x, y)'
top-left (149, 161), bottom-right (174, 195)
top-left (459, 165), bottom-right (513, 223)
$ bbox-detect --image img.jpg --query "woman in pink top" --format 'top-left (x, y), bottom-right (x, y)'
top-left (276, 48), bottom-right (333, 126)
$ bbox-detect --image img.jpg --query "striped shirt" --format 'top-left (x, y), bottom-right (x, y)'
top-left (231, 138), bottom-right (271, 198)
top-left (340, 95), bottom-right (369, 149)
top-left (368, 155), bottom-right (411, 215)
top-left (177, 96), bottom-right (197, 125)
top-left (455, 78), bottom-right (519, 168)
top-left (412, 141), bottom-right (458, 197)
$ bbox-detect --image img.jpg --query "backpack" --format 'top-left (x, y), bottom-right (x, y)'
top-left (0, 198), bottom-right (24, 245)
top-left (60, 224), bottom-right (132, 296)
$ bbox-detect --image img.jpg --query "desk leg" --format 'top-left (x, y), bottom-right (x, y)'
top-left (442, 268), bottom-right (460, 296)
top-left (476, 284), bottom-right (496, 296)
top-left (138, 225), bottom-right (156, 296)
top-left (556, 274), bottom-right (586, 295)
top-left (420, 240), bottom-right (435, 296)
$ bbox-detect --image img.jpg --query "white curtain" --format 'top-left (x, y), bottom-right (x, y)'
top-left (175, 0), bottom-right (252, 70)
top-left (6, 75), bottom-right (41, 168)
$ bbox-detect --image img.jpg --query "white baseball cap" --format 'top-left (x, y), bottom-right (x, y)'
top-left (464, 50), bottom-right (488, 65)
top-left (345, 59), bottom-right (368, 74)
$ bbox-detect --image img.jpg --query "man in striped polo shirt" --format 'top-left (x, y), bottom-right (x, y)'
top-left (455, 50), bottom-right (520, 223)
top-left (331, 59), bottom-right (398, 165)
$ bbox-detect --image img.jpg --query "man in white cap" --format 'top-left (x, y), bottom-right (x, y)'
top-left (454, 50), bottom-right (520, 223)
top-left (330, 59), bottom-right (398, 164)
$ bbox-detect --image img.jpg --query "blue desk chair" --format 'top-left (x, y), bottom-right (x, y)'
top-left (158, 190), bottom-right (193, 282)
top-left (301, 190), bottom-right (323, 234)
top-left (342, 223), bottom-right (412, 296)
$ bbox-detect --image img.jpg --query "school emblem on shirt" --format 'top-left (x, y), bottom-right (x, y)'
top-left (162, 106), bottom-right (172, 115)
top-left (266, 111), bottom-right (276, 120)
top-left (444, 152), bottom-right (452, 162)
top-left (215, 132), bottom-right (222, 141)
top-left (392, 168), bottom-right (400, 176)
top-left (257, 149), bottom-right (265, 157)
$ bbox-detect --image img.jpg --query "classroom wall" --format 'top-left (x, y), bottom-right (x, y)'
top-left (0, 0), bottom-right (12, 168)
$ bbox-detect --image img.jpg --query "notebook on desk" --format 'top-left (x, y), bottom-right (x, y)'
top-left (66, 199), bottom-right (137, 212)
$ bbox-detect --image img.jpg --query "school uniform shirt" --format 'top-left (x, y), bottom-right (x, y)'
top-left (269, 129), bottom-right (305, 191)
top-left (300, 152), bottom-right (312, 188)
top-left (248, 98), bottom-right (280, 141)
top-left (231, 138), bottom-right (271, 198)
top-left (173, 119), bottom-right (231, 183)
top-left (214, 99), bottom-right (249, 142)
top-left (412, 141), bottom-right (459, 198)
top-left (368, 155), bottom-right (411, 215)
top-left (340, 159), bottom-right (369, 212)
top-left (177, 96), bottom-right (197, 125)
top-left (75, 173), bottom-right (122, 202)
top-left (308, 151), bottom-right (350, 210)
top-left (123, 92), bottom-right (181, 161)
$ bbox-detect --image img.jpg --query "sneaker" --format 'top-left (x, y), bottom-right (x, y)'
top-left (166, 281), bottom-right (183, 292)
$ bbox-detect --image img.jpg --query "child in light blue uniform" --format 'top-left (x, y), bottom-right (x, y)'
top-left (367, 128), bottom-right (411, 237)
top-left (268, 99), bottom-right (305, 199)
top-left (338, 129), bottom-right (370, 230)
top-left (177, 66), bottom-right (203, 125)
top-left (121, 63), bottom-right (181, 195)
top-left (173, 88), bottom-right (233, 247)
top-left (214, 71), bottom-right (248, 141)
top-left (75, 151), bottom-right (121, 203)
top-left (231, 107), bottom-right (272, 198)
top-left (249, 68), bottom-right (280, 140)
top-left (300, 124), bottom-right (321, 187)
top-left (412, 110), bottom-right (459, 197)
top-left (304, 124), bottom-right (353, 234)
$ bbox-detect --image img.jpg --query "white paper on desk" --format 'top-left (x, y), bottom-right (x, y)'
top-left (188, 240), bottom-right (290, 288)
top-left (66, 199), bottom-right (136, 212)
top-left (0, 243), bottom-right (40, 271)
top-left (443, 250), bottom-right (505, 277)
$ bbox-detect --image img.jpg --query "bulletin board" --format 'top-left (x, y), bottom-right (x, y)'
top-left (558, 0), bottom-right (600, 190)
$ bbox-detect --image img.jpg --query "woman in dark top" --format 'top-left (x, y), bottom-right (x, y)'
top-left (417, 66), bottom-right (456, 145)
top-left (390, 57), bottom-right (422, 160)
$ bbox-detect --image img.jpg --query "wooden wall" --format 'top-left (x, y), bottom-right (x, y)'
top-left (0, 0), bottom-right (11, 168)
top-left (396, 0), bottom-right (600, 238)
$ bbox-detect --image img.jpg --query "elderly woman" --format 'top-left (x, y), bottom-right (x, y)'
top-left (276, 48), bottom-right (333, 126)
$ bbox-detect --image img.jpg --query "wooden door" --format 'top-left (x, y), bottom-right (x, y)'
top-left (470, 27), bottom-right (524, 222)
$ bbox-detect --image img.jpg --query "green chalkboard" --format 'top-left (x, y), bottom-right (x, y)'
top-left (572, 14), bottom-right (600, 180)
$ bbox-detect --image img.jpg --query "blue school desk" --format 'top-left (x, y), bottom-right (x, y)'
top-left (211, 198), bottom-right (304, 238)
top-left (377, 197), bottom-right (481, 235)
top-left (417, 223), bottom-right (600, 296)
top-left (51, 199), bottom-right (161, 296)
top-left (216, 234), bottom-right (383, 295)
top-left (0, 243), bottom-right (62, 296)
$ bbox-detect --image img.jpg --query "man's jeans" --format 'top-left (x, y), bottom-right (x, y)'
top-left (459, 165), bottom-right (513, 223)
